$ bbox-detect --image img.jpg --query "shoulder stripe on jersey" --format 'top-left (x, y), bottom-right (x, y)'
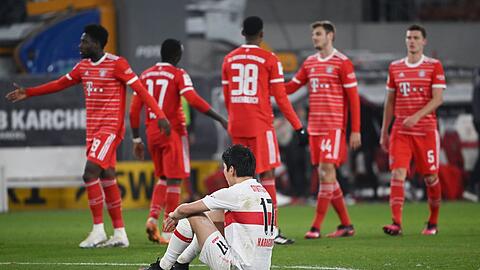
top-left (270, 78), bottom-right (284, 83)
top-left (221, 80), bottom-right (229, 85)
top-left (126, 76), bottom-right (138, 85)
top-left (66, 73), bottom-right (72, 80)
top-left (432, 84), bottom-right (447, 89)
top-left (179, 86), bottom-right (194, 95)
top-left (292, 78), bottom-right (301, 84)
top-left (343, 82), bottom-right (357, 88)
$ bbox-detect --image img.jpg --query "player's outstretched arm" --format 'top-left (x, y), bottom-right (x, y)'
top-left (271, 83), bottom-right (303, 131)
top-left (6, 75), bottom-right (77, 102)
top-left (5, 83), bottom-right (27, 102)
top-left (182, 90), bottom-right (228, 130)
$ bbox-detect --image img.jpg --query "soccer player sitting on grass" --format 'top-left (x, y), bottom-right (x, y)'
top-left (5, 24), bottom-right (170, 248)
top-left (141, 144), bottom-right (275, 270)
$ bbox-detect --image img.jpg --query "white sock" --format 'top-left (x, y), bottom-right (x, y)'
top-left (93, 223), bottom-right (105, 233)
top-left (113, 227), bottom-right (127, 237)
top-left (160, 219), bottom-right (193, 270)
top-left (177, 235), bottom-right (200, 264)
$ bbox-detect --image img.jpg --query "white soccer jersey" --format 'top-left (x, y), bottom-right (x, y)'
top-left (202, 178), bottom-right (275, 270)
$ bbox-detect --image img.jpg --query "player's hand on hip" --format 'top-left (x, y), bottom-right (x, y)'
top-left (5, 83), bottom-right (27, 102)
top-left (133, 142), bottom-right (145, 160)
top-left (163, 213), bottom-right (178, 232)
top-left (349, 132), bottom-right (361, 150)
top-left (157, 118), bottom-right (171, 136)
top-left (402, 115), bottom-right (419, 128)
top-left (379, 133), bottom-right (389, 152)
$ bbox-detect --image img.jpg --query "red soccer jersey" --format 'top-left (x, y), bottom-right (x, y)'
top-left (138, 63), bottom-right (194, 134)
top-left (387, 55), bottom-right (446, 134)
top-left (222, 45), bottom-right (301, 137)
top-left (65, 53), bottom-right (137, 142)
top-left (288, 49), bottom-right (360, 135)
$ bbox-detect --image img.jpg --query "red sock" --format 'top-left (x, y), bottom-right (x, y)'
top-left (425, 177), bottom-right (441, 225)
top-left (389, 178), bottom-right (405, 225)
top-left (163, 183), bottom-right (181, 231)
top-left (312, 182), bottom-right (335, 230)
top-left (260, 178), bottom-right (277, 225)
top-left (149, 179), bottom-right (167, 220)
top-left (85, 178), bottom-right (104, 225)
top-left (331, 181), bottom-right (351, 226)
top-left (101, 178), bottom-right (124, 228)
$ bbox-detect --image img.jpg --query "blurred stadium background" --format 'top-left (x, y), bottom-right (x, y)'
top-left (0, 0), bottom-right (479, 269)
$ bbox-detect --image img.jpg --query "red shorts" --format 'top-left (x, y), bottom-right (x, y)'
top-left (86, 132), bottom-right (122, 169)
top-left (389, 130), bottom-right (440, 175)
top-left (232, 129), bottom-right (281, 174)
top-left (309, 129), bottom-right (347, 166)
top-left (147, 130), bottom-right (190, 179)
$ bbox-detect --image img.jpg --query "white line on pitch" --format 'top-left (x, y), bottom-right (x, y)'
top-left (0, 262), bottom-right (360, 270)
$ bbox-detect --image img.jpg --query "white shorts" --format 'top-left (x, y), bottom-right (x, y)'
top-left (199, 231), bottom-right (239, 270)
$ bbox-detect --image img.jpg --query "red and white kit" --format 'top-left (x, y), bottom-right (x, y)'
top-left (286, 49), bottom-right (360, 166)
top-left (26, 53), bottom-right (165, 168)
top-left (201, 179), bottom-right (275, 270)
top-left (130, 63), bottom-right (211, 178)
top-left (222, 45), bottom-right (302, 173)
top-left (387, 55), bottom-right (446, 174)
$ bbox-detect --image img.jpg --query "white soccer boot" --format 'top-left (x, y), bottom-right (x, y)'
top-left (98, 227), bottom-right (129, 248)
top-left (79, 224), bottom-right (107, 248)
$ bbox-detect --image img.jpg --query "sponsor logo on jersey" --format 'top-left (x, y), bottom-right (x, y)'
top-left (430, 164), bottom-right (437, 171)
top-left (399, 72), bottom-right (405, 78)
top-left (310, 68), bottom-right (315, 73)
top-left (84, 70), bottom-right (89, 76)
top-left (347, 72), bottom-right (356, 79)
top-left (124, 68), bottom-right (133, 75)
top-left (436, 74), bottom-right (445, 80)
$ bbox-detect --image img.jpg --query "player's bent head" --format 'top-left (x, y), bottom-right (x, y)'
top-left (311, 20), bottom-right (336, 41)
top-left (242, 16), bottom-right (263, 38)
top-left (407, 24), bottom-right (427, 38)
top-left (222, 144), bottom-right (256, 178)
top-left (161, 39), bottom-right (183, 63)
top-left (84, 24), bottom-right (108, 49)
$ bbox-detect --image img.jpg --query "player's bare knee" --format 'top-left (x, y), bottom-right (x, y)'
top-left (260, 169), bottom-right (274, 180)
top-left (391, 169), bottom-right (407, 180)
top-left (424, 174), bottom-right (438, 185)
top-left (167, 178), bottom-right (182, 185)
top-left (319, 163), bottom-right (336, 182)
top-left (82, 162), bottom-right (102, 182)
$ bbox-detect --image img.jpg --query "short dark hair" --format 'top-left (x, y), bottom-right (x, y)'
top-left (407, 24), bottom-right (427, 38)
top-left (311, 20), bottom-right (336, 34)
top-left (161, 39), bottom-right (182, 61)
top-left (84, 24), bottom-right (108, 48)
top-left (222, 144), bottom-right (256, 177)
top-left (242, 16), bottom-right (263, 36)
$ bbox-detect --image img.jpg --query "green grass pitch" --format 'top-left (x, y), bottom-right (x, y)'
top-left (1, 202), bottom-right (479, 270)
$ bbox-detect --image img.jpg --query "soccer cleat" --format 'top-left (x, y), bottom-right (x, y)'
top-left (326, 224), bottom-right (355, 238)
top-left (422, 223), bottom-right (438, 235)
top-left (383, 223), bottom-right (402, 236)
top-left (139, 258), bottom-right (164, 270)
top-left (172, 262), bottom-right (189, 270)
top-left (98, 232), bottom-right (129, 248)
top-left (274, 229), bottom-right (295, 245)
top-left (146, 220), bottom-right (160, 243)
top-left (79, 229), bottom-right (107, 248)
top-left (304, 227), bottom-right (321, 239)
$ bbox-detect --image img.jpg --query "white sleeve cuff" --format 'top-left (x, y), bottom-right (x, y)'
top-left (126, 76), bottom-right (139, 85)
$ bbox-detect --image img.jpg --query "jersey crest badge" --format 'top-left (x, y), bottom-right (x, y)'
top-left (419, 70), bottom-right (425, 77)
top-left (99, 69), bottom-right (107, 77)
top-left (326, 66), bottom-right (334, 73)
